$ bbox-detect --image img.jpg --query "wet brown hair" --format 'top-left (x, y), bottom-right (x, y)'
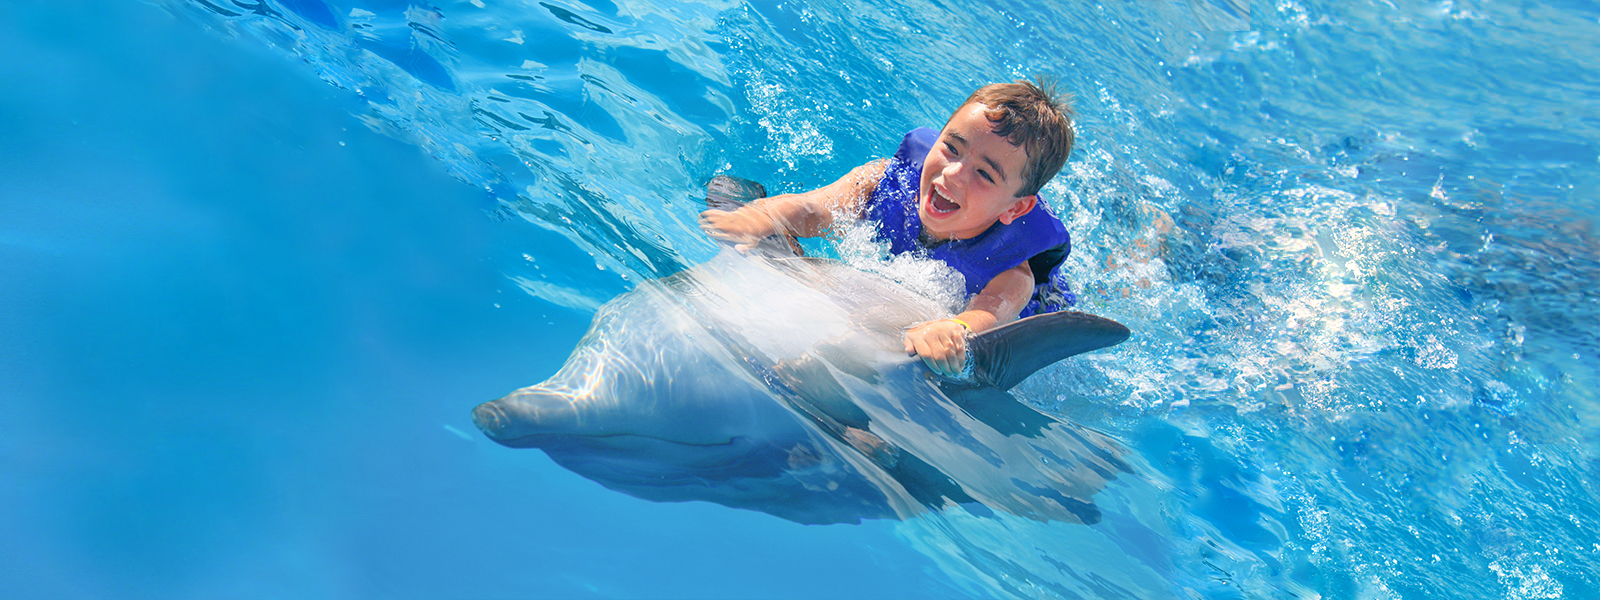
top-left (953, 78), bottom-right (1075, 197)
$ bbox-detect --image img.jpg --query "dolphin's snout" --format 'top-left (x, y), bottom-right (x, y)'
top-left (471, 401), bottom-right (510, 438)
top-left (470, 388), bottom-right (586, 448)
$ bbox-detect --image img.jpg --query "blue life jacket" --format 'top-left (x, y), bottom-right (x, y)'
top-left (863, 128), bottom-right (1076, 316)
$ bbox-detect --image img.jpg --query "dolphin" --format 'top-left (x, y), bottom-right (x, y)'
top-left (473, 182), bottom-right (1132, 525)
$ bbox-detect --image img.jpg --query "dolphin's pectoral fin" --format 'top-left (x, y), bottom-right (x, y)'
top-left (833, 424), bottom-right (974, 510)
top-left (770, 354), bottom-right (872, 431)
top-left (770, 355), bottom-right (897, 467)
top-left (771, 354), bottom-right (978, 510)
top-left (968, 311), bottom-right (1132, 391)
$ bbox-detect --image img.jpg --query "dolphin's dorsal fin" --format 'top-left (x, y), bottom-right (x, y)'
top-left (968, 311), bottom-right (1131, 391)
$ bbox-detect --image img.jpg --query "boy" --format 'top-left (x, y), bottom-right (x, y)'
top-left (700, 80), bottom-right (1075, 379)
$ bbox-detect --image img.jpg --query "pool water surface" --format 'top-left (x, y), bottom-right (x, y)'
top-left (2, 0), bottom-right (1597, 598)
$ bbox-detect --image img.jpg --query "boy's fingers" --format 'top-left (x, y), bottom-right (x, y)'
top-left (905, 328), bottom-right (930, 356)
top-left (906, 325), bottom-right (969, 376)
top-left (940, 336), bottom-right (967, 377)
top-left (911, 335), bottom-right (956, 377)
top-left (698, 216), bottom-right (724, 235)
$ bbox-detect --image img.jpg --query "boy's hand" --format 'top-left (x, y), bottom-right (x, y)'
top-left (904, 319), bottom-right (971, 379)
top-left (699, 207), bottom-right (777, 253)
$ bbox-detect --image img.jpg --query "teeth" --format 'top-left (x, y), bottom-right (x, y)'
top-left (929, 189), bottom-right (959, 214)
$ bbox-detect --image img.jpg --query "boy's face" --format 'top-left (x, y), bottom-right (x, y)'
top-left (918, 102), bottom-right (1038, 241)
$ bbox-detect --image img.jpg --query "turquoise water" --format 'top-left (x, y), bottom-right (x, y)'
top-left (3, 0), bottom-right (1597, 598)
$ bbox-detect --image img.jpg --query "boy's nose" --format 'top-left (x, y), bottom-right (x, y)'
top-left (942, 160), bottom-right (968, 189)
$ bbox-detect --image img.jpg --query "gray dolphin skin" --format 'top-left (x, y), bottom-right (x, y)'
top-left (473, 252), bottom-right (1133, 525)
top-left (472, 179), bottom-right (1132, 525)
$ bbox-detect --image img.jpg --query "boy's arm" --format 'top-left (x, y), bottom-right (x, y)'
top-left (904, 263), bottom-right (1035, 378)
top-left (699, 159), bottom-right (887, 251)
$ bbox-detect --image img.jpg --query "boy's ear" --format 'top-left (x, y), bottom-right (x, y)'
top-left (999, 195), bottom-right (1037, 225)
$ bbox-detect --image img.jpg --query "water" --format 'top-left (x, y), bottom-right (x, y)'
top-left (3, 0), bottom-right (1596, 598)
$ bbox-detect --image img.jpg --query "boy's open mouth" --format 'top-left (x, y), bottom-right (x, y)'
top-left (928, 188), bottom-right (961, 215)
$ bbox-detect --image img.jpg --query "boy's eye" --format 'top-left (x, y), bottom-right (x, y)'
top-left (979, 170), bottom-right (994, 184)
top-left (943, 142), bottom-right (958, 155)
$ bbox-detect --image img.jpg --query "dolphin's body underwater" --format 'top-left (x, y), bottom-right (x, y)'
top-left (473, 182), bottom-right (1132, 525)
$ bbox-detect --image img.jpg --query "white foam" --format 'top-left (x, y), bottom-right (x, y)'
top-left (832, 215), bottom-right (967, 313)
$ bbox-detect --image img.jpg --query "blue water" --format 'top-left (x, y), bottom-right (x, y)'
top-left (3, 0), bottom-right (1597, 598)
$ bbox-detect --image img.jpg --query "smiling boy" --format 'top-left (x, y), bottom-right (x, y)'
top-left (700, 80), bottom-right (1075, 378)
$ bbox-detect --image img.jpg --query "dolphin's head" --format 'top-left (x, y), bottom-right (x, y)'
top-left (472, 379), bottom-right (902, 525)
top-left (469, 302), bottom-right (822, 483)
top-left (473, 361), bottom-right (800, 445)
top-left (472, 254), bottom-right (872, 458)
top-left (472, 387), bottom-right (728, 479)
